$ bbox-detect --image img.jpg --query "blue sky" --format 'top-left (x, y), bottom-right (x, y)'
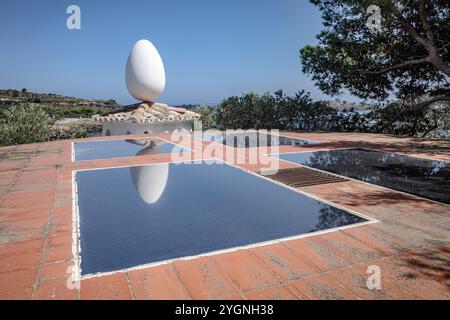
top-left (0, 0), bottom-right (356, 105)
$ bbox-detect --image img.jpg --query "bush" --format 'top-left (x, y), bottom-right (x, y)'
top-left (364, 101), bottom-right (450, 137)
top-left (191, 105), bottom-right (218, 130)
top-left (52, 107), bottom-right (99, 119)
top-left (0, 103), bottom-right (55, 146)
top-left (49, 123), bottom-right (88, 140)
top-left (194, 90), bottom-right (450, 138)
top-left (207, 90), bottom-right (342, 131)
top-left (104, 99), bottom-right (117, 106)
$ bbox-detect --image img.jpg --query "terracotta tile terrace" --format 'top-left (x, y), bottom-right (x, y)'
top-left (0, 132), bottom-right (449, 300)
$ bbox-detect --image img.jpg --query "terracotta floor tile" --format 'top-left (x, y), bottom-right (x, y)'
top-left (0, 209), bottom-right (50, 222)
top-left (172, 256), bottom-right (242, 299)
top-left (244, 286), bottom-right (300, 300)
top-left (39, 260), bottom-right (74, 282)
top-left (289, 274), bottom-right (358, 300)
top-left (379, 256), bottom-right (450, 300)
top-left (213, 250), bottom-right (281, 292)
top-left (250, 243), bottom-right (317, 281)
top-left (325, 262), bottom-right (416, 300)
top-left (0, 250), bottom-right (42, 273)
top-left (47, 234), bottom-right (72, 247)
top-left (316, 230), bottom-right (387, 264)
top-left (0, 268), bottom-right (38, 299)
top-left (1, 133), bottom-right (450, 299)
top-left (283, 237), bottom-right (351, 272)
top-left (341, 225), bottom-right (408, 255)
top-left (54, 207), bottom-right (72, 217)
top-left (341, 222), bottom-right (397, 255)
top-left (404, 248), bottom-right (450, 283)
top-left (33, 278), bottom-right (78, 300)
top-left (53, 214), bottom-right (73, 226)
top-left (80, 273), bottom-right (132, 300)
top-left (128, 264), bottom-right (190, 300)
top-left (0, 238), bottom-right (45, 255)
top-left (0, 227), bottom-right (45, 244)
top-left (49, 223), bottom-right (72, 236)
top-left (2, 217), bottom-right (49, 231)
top-left (44, 244), bottom-right (73, 263)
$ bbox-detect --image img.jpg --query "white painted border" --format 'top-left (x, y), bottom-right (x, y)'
top-left (71, 170), bottom-right (81, 285)
top-left (270, 145), bottom-right (450, 163)
top-left (71, 136), bottom-right (193, 162)
top-left (82, 219), bottom-right (376, 280)
top-left (72, 158), bottom-right (378, 280)
top-left (71, 141), bottom-right (75, 162)
top-left (269, 148), bottom-right (450, 208)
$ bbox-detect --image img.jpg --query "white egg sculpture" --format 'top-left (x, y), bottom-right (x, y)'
top-left (130, 147), bottom-right (169, 204)
top-left (125, 39), bottom-right (165, 101)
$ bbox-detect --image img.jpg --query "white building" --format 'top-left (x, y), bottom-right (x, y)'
top-left (92, 102), bottom-right (200, 136)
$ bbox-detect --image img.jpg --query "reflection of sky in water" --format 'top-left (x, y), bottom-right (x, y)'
top-left (76, 162), bottom-right (365, 275)
top-left (74, 138), bottom-right (187, 161)
top-left (276, 149), bottom-right (450, 205)
top-left (196, 132), bottom-right (317, 148)
top-left (430, 160), bottom-right (447, 175)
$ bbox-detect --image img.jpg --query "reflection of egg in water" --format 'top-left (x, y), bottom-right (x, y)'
top-left (135, 144), bottom-right (160, 156)
top-left (130, 148), bottom-right (169, 204)
top-left (125, 39), bottom-right (165, 101)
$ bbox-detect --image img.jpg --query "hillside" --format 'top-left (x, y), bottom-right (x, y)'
top-left (321, 100), bottom-right (373, 111)
top-left (0, 89), bottom-right (122, 118)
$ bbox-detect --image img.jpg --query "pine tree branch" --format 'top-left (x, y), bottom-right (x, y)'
top-left (364, 57), bottom-right (429, 75)
top-left (419, 0), bottom-right (435, 42)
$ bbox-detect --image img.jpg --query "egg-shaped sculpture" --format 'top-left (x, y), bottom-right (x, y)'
top-left (130, 159), bottom-right (169, 204)
top-left (125, 39), bottom-right (165, 101)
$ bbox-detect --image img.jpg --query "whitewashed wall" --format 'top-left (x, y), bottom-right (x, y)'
top-left (101, 120), bottom-right (194, 136)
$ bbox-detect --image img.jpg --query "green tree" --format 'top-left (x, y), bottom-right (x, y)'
top-left (213, 90), bottom-right (340, 131)
top-left (104, 99), bottom-right (118, 106)
top-left (191, 105), bottom-right (218, 130)
top-left (0, 103), bottom-right (55, 146)
top-left (300, 0), bottom-right (450, 102)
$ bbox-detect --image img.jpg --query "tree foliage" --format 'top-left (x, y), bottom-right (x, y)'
top-left (195, 90), bottom-right (450, 138)
top-left (214, 90), bottom-right (341, 131)
top-left (300, 0), bottom-right (450, 101)
top-left (191, 105), bottom-right (218, 130)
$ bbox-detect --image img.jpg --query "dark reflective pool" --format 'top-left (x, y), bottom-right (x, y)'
top-left (75, 162), bottom-right (366, 275)
top-left (198, 132), bottom-right (317, 148)
top-left (74, 138), bottom-right (187, 161)
top-left (277, 148), bottom-right (450, 205)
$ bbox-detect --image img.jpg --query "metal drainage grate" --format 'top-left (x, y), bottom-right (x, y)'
top-left (260, 166), bottom-right (348, 188)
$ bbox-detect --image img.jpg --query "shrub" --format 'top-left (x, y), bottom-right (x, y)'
top-left (0, 103), bottom-right (55, 146)
top-left (211, 90), bottom-right (341, 131)
top-left (191, 105), bottom-right (218, 130)
top-left (104, 99), bottom-right (117, 106)
top-left (364, 100), bottom-right (450, 137)
top-left (49, 123), bottom-right (88, 140)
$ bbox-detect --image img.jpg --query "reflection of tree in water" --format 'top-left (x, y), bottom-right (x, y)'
top-left (309, 205), bottom-right (365, 232)
top-left (300, 149), bottom-right (450, 204)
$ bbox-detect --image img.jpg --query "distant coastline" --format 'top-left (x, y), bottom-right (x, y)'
top-left (1, 89), bottom-right (373, 115)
